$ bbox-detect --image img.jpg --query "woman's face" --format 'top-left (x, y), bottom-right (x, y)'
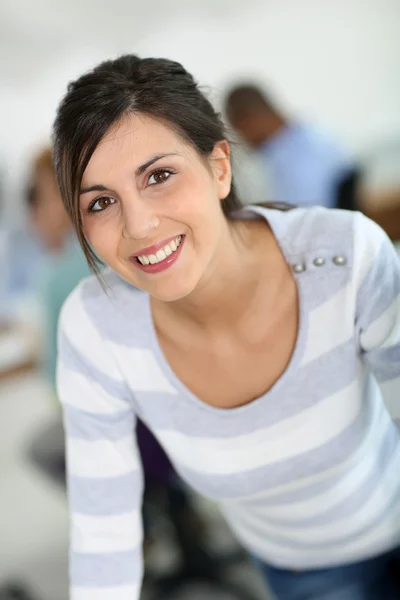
top-left (80, 114), bottom-right (232, 301)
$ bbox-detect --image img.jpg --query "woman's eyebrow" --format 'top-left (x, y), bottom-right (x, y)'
top-left (80, 153), bottom-right (180, 194)
top-left (80, 184), bottom-right (107, 195)
top-left (135, 153), bottom-right (180, 176)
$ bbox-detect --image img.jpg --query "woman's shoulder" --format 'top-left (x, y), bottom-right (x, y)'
top-left (250, 205), bottom-right (378, 271)
top-left (260, 205), bottom-right (355, 246)
top-left (245, 205), bottom-right (393, 290)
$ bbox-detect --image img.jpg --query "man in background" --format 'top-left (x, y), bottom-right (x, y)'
top-left (225, 84), bottom-right (354, 209)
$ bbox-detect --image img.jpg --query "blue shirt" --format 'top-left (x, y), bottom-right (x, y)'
top-left (260, 123), bottom-right (352, 208)
top-left (0, 222), bottom-right (46, 320)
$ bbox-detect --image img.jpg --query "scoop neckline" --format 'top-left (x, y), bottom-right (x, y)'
top-left (143, 205), bottom-right (308, 416)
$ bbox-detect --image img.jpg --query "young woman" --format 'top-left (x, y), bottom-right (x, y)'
top-left (53, 55), bottom-right (400, 600)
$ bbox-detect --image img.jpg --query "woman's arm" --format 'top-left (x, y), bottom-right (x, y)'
top-left (57, 285), bottom-right (144, 600)
top-left (355, 213), bottom-right (400, 422)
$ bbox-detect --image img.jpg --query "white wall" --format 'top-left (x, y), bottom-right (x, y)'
top-left (2, 0), bottom-right (399, 214)
top-left (1, 47), bottom-right (111, 217)
top-left (134, 0), bottom-right (400, 152)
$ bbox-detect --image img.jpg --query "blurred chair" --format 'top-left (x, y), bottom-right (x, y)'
top-left (0, 583), bottom-right (38, 600)
top-left (333, 160), bottom-right (400, 243)
top-left (335, 167), bottom-right (363, 212)
top-left (364, 199), bottom-right (400, 242)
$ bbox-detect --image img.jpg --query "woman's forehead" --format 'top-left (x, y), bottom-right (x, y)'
top-left (83, 114), bottom-right (189, 180)
top-left (97, 115), bottom-right (184, 157)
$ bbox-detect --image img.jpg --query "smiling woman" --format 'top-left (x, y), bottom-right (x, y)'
top-left (71, 112), bottom-right (235, 302)
top-left (53, 57), bottom-right (243, 283)
top-left (53, 55), bottom-right (400, 600)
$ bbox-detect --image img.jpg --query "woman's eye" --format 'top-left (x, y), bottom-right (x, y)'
top-left (148, 169), bottom-right (173, 186)
top-left (89, 196), bottom-right (116, 212)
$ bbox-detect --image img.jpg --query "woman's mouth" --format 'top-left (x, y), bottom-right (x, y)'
top-left (130, 235), bottom-right (185, 274)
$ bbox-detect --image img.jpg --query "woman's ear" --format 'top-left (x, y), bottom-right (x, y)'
top-left (209, 140), bottom-right (232, 199)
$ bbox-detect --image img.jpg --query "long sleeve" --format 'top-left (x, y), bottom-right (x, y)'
top-left (354, 212), bottom-right (400, 424)
top-left (57, 285), bottom-right (144, 600)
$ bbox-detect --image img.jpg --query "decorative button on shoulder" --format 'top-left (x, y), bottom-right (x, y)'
top-left (313, 257), bottom-right (325, 267)
top-left (292, 263), bottom-right (306, 274)
top-left (333, 256), bottom-right (347, 266)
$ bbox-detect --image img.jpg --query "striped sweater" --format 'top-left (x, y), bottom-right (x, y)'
top-left (57, 206), bottom-right (400, 600)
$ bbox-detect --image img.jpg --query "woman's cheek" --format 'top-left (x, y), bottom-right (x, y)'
top-left (83, 219), bottom-right (113, 260)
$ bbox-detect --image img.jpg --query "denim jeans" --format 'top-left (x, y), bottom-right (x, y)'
top-left (256, 547), bottom-right (400, 600)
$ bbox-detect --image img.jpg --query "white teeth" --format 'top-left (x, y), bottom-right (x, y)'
top-left (156, 249), bottom-right (167, 261)
top-left (136, 235), bottom-right (183, 266)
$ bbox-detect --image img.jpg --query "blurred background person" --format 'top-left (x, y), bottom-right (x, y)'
top-left (0, 147), bottom-right (74, 325)
top-left (225, 84), bottom-right (355, 209)
top-left (26, 147), bottom-right (72, 255)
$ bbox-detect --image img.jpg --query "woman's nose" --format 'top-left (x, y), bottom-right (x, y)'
top-left (122, 200), bottom-right (160, 241)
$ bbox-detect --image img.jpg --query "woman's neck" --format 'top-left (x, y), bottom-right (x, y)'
top-left (152, 217), bottom-right (281, 336)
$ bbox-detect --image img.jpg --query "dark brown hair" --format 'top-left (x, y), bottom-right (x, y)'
top-left (225, 84), bottom-right (279, 124)
top-left (53, 54), bottom-right (289, 274)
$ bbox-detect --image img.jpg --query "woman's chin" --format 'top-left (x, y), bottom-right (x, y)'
top-left (149, 279), bottom-right (197, 303)
top-left (116, 269), bottom-right (197, 303)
